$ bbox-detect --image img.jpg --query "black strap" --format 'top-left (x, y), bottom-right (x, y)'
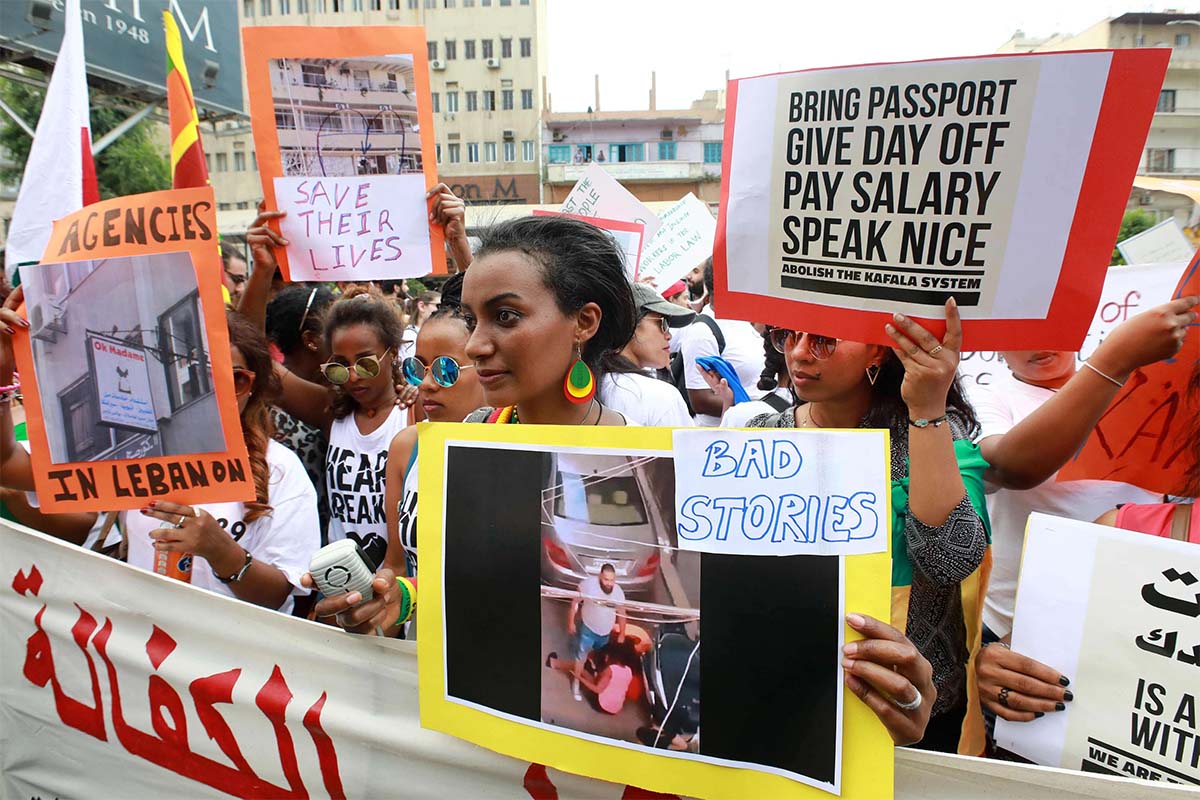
top-left (762, 392), bottom-right (791, 412)
top-left (692, 314), bottom-right (726, 354)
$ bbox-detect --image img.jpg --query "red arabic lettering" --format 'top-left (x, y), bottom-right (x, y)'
top-left (12, 564), bottom-right (43, 596)
top-left (22, 605), bottom-right (107, 741)
top-left (255, 665), bottom-right (307, 798)
top-left (302, 692), bottom-right (347, 800)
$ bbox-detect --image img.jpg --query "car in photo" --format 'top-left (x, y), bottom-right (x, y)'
top-left (541, 453), bottom-right (666, 596)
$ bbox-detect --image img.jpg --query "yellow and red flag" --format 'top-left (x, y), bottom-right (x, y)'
top-left (164, 10), bottom-right (209, 189)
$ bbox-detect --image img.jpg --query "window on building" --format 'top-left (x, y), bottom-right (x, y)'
top-left (704, 142), bottom-right (723, 163)
top-left (275, 109), bottom-right (295, 129)
top-left (503, 141), bottom-right (515, 162)
top-left (300, 63), bottom-right (325, 86)
top-left (520, 89), bottom-right (533, 109)
top-left (483, 90), bottom-right (495, 110)
top-left (609, 143), bottom-right (644, 163)
top-left (464, 0), bottom-right (474, 5)
top-left (60, 375), bottom-right (117, 462)
top-left (481, 0), bottom-right (490, 5)
top-left (446, 91), bottom-right (459, 112)
top-left (658, 141), bottom-right (676, 160)
top-left (464, 39), bottom-right (476, 59)
top-left (482, 39), bottom-right (493, 58)
top-left (424, 0), bottom-right (436, 7)
top-left (500, 0), bottom-right (510, 5)
top-left (234, 151), bottom-right (247, 171)
top-left (243, 0), bottom-right (254, 15)
top-left (315, 0), bottom-right (327, 9)
top-left (548, 144), bottom-right (571, 163)
top-left (279, 0), bottom-right (291, 12)
top-left (352, 0), bottom-right (363, 9)
top-left (408, 0), bottom-right (418, 7)
top-left (158, 293), bottom-right (213, 412)
top-left (370, 0), bottom-right (381, 9)
top-left (1159, 89), bottom-right (1177, 113)
top-left (484, 141), bottom-right (497, 161)
top-left (260, 0), bottom-right (272, 15)
top-left (298, 0), bottom-right (309, 11)
top-left (445, 40), bottom-right (457, 59)
top-left (448, 143), bottom-right (461, 162)
top-left (236, 202), bottom-right (250, 210)
top-left (217, 202), bottom-right (232, 210)
top-left (427, 41), bottom-right (438, 60)
top-left (1177, 33), bottom-right (1191, 48)
top-left (519, 37), bottom-right (531, 57)
top-left (443, 0), bottom-right (455, 6)
top-left (501, 37), bottom-right (512, 57)
top-left (522, 140), bottom-right (534, 161)
top-left (205, 153), bottom-right (212, 172)
top-left (467, 142), bottom-right (480, 162)
top-left (501, 89), bottom-right (514, 110)
top-left (436, 143), bottom-right (442, 163)
top-left (431, 92), bottom-right (440, 112)
top-left (466, 90), bottom-right (478, 111)
top-left (252, 151), bottom-right (258, 170)
top-left (215, 152), bottom-right (229, 171)
top-left (520, 0), bottom-right (528, 4)
top-left (1146, 147), bottom-right (1176, 172)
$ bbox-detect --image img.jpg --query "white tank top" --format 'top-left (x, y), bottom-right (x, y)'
top-left (397, 440), bottom-right (419, 578)
top-left (325, 405), bottom-right (406, 569)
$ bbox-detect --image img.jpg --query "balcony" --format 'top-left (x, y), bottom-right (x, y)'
top-left (546, 161), bottom-right (710, 184)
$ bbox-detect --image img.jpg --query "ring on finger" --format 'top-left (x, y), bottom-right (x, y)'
top-left (173, 514), bottom-right (187, 528)
top-left (999, 687), bottom-right (1011, 708)
top-left (894, 686), bottom-right (923, 712)
top-left (928, 345), bottom-right (944, 357)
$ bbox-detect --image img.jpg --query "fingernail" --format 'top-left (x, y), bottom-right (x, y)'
top-left (893, 313), bottom-right (906, 322)
top-left (843, 642), bottom-right (859, 657)
top-left (140, 506), bottom-right (152, 514)
top-left (147, 500), bottom-right (157, 507)
top-left (4, 327), bottom-right (13, 335)
top-left (1059, 676), bottom-right (1071, 687)
top-left (20, 320), bottom-right (30, 328)
top-left (1063, 690), bottom-right (1074, 702)
top-left (282, 239), bottom-right (289, 245)
top-left (949, 297), bottom-right (958, 308)
top-left (1055, 702), bottom-right (1066, 711)
top-left (841, 658), bottom-right (855, 670)
top-left (846, 613), bottom-right (865, 628)
top-left (1034, 712), bottom-right (1044, 718)
top-left (346, 592), bottom-right (361, 604)
top-left (884, 324), bottom-right (895, 334)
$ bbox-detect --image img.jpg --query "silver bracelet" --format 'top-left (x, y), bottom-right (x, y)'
top-left (1082, 361), bottom-right (1124, 388)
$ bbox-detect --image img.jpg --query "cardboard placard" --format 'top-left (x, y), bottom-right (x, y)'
top-left (532, 210), bottom-right (646, 280)
top-left (243, 26), bottom-right (445, 281)
top-left (417, 423), bottom-right (893, 799)
top-left (11, 188), bottom-right (252, 512)
top-left (638, 193), bottom-right (717, 288)
top-left (717, 50), bottom-right (1170, 349)
top-left (561, 163), bottom-right (663, 242)
top-left (1116, 219), bottom-right (1196, 267)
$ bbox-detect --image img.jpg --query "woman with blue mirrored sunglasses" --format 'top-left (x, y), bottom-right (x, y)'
top-left (401, 354), bottom-right (475, 388)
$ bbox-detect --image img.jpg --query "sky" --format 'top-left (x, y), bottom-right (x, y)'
top-left (544, 0), bottom-right (1165, 111)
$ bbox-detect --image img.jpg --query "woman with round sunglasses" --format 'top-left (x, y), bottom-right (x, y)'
top-left (0, 307), bottom-right (320, 612)
top-left (747, 300), bottom-right (988, 754)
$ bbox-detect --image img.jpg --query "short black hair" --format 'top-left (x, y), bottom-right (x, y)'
top-left (265, 284), bottom-right (336, 355)
top-left (600, 563), bottom-right (616, 575)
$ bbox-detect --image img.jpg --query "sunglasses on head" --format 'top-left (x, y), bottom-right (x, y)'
top-left (402, 355), bottom-right (474, 388)
top-left (768, 329), bottom-right (840, 360)
top-left (320, 349), bottom-right (392, 385)
top-left (297, 287), bottom-right (318, 333)
top-left (232, 367), bottom-right (256, 397)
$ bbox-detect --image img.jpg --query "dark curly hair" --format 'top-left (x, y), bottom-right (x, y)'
top-left (473, 215), bottom-right (636, 378)
top-left (265, 284), bottom-right (336, 356)
top-left (322, 285), bottom-right (403, 419)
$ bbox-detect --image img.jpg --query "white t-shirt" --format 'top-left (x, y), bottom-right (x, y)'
top-left (579, 575), bottom-right (625, 636)
top-left (599, 371), bottom-right (694, 428)
top-left (721, 388), bottom-right (791, 428)
top-left (326, 405), bottom-right (407, 570)
top-left (976, 372), bottom-right (1158, 638)
top-left (123, 440), bottom-right (319, 614)
top-left (677, 309), bottom-right (766, 427)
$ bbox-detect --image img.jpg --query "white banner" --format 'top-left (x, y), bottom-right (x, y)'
top-left (0, 519), bottom-right (1191, 799)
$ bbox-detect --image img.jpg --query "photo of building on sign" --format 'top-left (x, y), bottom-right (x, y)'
top-left (22, 253), bottom-right (225, 464)
top-left (271, 55), bottom-right (423, 178)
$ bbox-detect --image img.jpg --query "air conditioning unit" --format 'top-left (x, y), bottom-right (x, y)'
top-left (502, 129), bottom-right (515, 140)
top-left (552, 129), bottom-right (564, 142)
top-left (1139, 191), bottom-right (1155, 206)
top-left (485, 57), bottom-right (501, 69)
top-left (30, 301), bottom-right (67, 344)
top-left (661, 129), bottom-right (673, 140)
top-left (430, 59), bottom-right (447, 71)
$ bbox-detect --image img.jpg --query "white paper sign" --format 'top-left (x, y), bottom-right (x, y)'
top-left (638, 193), bottom-right (717, 286)
top-left (671, 429), bottom-right (889, 556)
top-left (998, 513), bottom-right (1200, 786)
top-left (274, 174), bottom-right (432, 281)
top-left (957, 262), bottom-right (1186, 394)
top-left (560, 163), bottom-right (663, 241)
top-left (89, 335), bottom-right (157, 432)
top-left (1116, 218), bottom-right (1195, 266)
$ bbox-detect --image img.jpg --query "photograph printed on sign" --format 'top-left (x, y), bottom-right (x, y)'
top-left (20, 253), bottom-right (224, 465)
top-left (439, 440), bottom-right (846, 795)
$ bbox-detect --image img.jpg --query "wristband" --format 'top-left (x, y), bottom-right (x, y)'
top-left (909, 415), bottom-right (948, 429)
top-left (1081, 361), bottom-right (1125, 388)
top-left (392, 576), bottom-right (417, 627)
top-left (214, 549), bottom-right (253, 584)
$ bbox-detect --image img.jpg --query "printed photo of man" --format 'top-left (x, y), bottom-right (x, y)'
top-left (567, 563), bottom-right (626, 701)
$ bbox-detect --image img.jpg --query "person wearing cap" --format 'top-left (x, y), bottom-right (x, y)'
top-left (598, 283), bottom-right (695, 427)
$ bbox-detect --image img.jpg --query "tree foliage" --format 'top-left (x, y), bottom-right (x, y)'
top-left (0, 77), bottom-right (169, 200)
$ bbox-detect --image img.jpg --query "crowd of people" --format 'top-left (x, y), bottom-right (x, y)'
top-left (0, 176), bottom-right (1197, 763)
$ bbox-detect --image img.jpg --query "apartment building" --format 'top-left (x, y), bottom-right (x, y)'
top-left (541, 88), bottom-right (726, 205)
top-left (997, 12), bottom-right (1200, 226)
top-left (209, 0), bottom-right (547, 219)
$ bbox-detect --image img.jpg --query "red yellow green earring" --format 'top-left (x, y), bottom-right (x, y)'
top-left (563, 343), bottom-right (595, 404)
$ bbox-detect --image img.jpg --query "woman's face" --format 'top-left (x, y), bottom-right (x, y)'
top-left (462, 251), bottom-right (589, 409)
top-left (780, 332), bottom-right (883, 403)
top-left (999, 350), bottom-right (1076, 387)
top-left (327, 323), bottom-right (395, 408)
top-left (412, 317), bottom-right (485, 422)
top-left (230, 345), bottom-right (251, 415)
top-left (628, 313), bottom-right (671, 370)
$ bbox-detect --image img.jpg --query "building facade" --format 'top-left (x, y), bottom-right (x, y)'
top-left (541, 90), bottom-right (725, 206)
top-left (997, 12), bottom-right (1200, 227)
top-left (209, 0), bottom-right (547, 215)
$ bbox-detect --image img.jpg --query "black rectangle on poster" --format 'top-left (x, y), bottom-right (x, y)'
top-left (444, 444), bottom-right (547, 721)
top-left (698, 553), bottom-right (839, 784)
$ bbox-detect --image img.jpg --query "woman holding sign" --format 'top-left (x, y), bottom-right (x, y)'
top-left (746, 299), bottom-right (989, 754)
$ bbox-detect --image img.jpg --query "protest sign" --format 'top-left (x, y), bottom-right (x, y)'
top-left (1057, 257), bottom-right (1200, 495)
top-left (1117, 219), bottom-right (1195, 267)
top-left (10, 188), bottom-right (251, 513)
top-left (637, 193), bottom-right (717, 288)
top-left (417, 423), bottom-right (893, 799)
top-left (561, 163), bottom-right (663, 242)
top-left (0, 517), bottom-right (1180, 800)
top-left (956, 262), bottom-right (1187, 394)
top-left (717, 50), bottom-right (1170, 350)
top-left (672, 429), bottom-right (889, 557)
top-left (243, 26), bottom-right (444, 281)
top-left (532, 210), bottom-right (645, 280)
top-left (998, 513), bottom-right (1200, 786)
